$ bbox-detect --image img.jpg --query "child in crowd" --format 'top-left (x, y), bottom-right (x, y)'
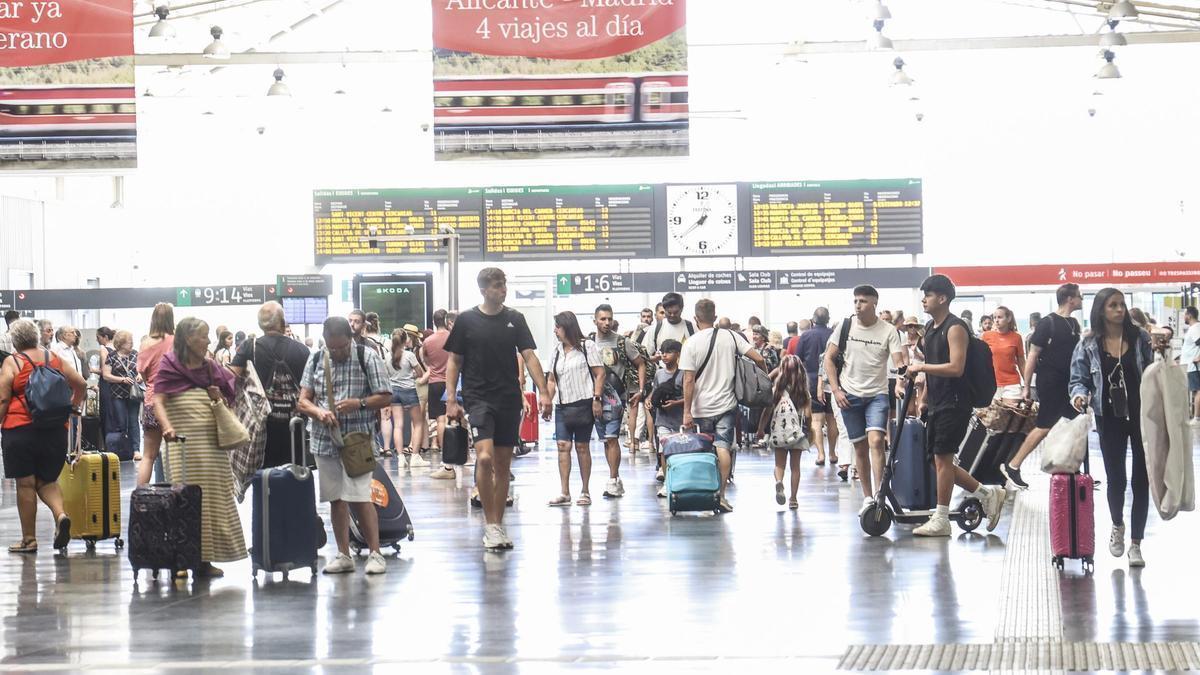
top-left (649, 340), bottom-right (685, 499)
top-left (758, 355), bottom-right (813, 510)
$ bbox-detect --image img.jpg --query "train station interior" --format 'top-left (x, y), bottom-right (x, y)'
top-left (2, 0), bottom-right (1200, 672)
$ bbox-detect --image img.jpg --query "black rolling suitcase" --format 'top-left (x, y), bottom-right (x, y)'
top-left (349, 464), bottom-right (415, 555)
top-left (127, 436), bottom-right (202, 581)
top-left (958, 403), bottom-right (1031, 485)
top-left (250, 418), bottom-right (324, 579)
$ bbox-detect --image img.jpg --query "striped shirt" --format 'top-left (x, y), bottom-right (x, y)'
top-left (549, 340), bottom-right (602, 405)
top-left (300, 346), bottom-right (390, 458)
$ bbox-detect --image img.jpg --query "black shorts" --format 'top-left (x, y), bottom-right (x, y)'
top-left (1034, 378), bottom-right (1079, 429)
top-left (887, 378), bottom-right (899, 414)
top-left (926, 407), bottom-right (972, 456)
top-left (465, 400), bottom-right (522, 448)
top-left (809, 382), bottom-right (829, 414)
top-left (2, 424), bottom-right (69, 483)
top-left (428, 382), bottom-right (447, 419)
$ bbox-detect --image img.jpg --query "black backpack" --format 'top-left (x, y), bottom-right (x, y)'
top-left (17, 349), bottom-right (75, 428)
top-left (925, 318), bottom-right (996, 408)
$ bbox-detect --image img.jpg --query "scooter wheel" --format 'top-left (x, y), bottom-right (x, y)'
top-left (859, 502), bottom-right (893, 536)
top-left (959, 498), bottom-right (984, 533)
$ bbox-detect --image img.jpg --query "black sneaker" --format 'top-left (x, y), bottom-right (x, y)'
top-left (837, 466), bottom-right (849, 482)
top-left (1000, 464), bottom-right (1028, 490)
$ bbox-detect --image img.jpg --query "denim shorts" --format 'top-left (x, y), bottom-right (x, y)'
top-left (391, 386), bottom-right (420, 408)
top-left (555, 400), bottom-right (595, 445)
top-left (1189, 370), bottom-right (1200, 393)
top-left (594, 402), bottom-right (625, 440)
top-left (696, 408), bottom-right (737, 451)
top-left (840, 393), bottom-right (890, 443)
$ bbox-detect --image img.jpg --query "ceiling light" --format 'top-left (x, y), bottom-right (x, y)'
top-left (202, 25), bottom-right (230, 59)
top-left (1100, 20), bottom-right (1127, 47)
top-left (267, 67), bottom-right (291, 96)
top-left (869, 19), bottom-right (893, 50)
top-left (1107, 0), bottom-right (1139, 20)
top-left (1095, 49), bottom-right (1121, 79)
top-left (890, 56), bottom-right (913, 86)
top-left (148, 5), bottom-right (175, 39)
top-left (870, 0), bottom-right (892, 21)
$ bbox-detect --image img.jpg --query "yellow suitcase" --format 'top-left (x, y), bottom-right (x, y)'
top-left (58, 451), bottom-right (124, 551)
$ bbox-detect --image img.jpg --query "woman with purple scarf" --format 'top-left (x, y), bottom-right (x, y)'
top-left (153, 317), bottom-right (247, 578)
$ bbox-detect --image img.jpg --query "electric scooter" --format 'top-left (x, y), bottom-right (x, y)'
top-left (859, 372), bottom-right (985, 536)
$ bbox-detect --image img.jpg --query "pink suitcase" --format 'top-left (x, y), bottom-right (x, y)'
top-left (1050, 473), bottom-right (1095, 573)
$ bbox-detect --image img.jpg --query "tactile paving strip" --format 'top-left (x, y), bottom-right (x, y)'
top-left (994, 472), bottom-right (1064, 642)
top-left (838, 641), bottom-right (1200, 671)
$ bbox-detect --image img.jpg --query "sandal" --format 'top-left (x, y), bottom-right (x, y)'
top-left (548, 494), bottom-right (571, 507)
top-left (829, 454), bottom-right (839, 465)
top-left (53, 515), bottom-right (71, 550)
top-left (788, 498), bottom-right (799, 510)
top-left (8, 539), bottom-right (37, 553)
top-left (576, 493), bottom-right (592, 506)
top-left (195, 563), bottom-right (224, 579)
top-left (816, 456), bottom-right (826, 467)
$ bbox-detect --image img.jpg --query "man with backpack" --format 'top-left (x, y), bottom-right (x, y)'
top-left (823, 286), bottom-right (908, 512)
top-left (593, 304), bottom-right (646, 498)
top-left (642, 293), bottom-right (695, 362)
top-left (907, 274), bottom-right (1007, 537)
top-left (680, 299), bottom-right (768, 513)
top-left (230, 301), bottom-right (313, 468)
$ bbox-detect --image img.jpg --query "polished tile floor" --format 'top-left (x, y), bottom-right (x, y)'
top-left (0, 425), bottom-right (1197, 672)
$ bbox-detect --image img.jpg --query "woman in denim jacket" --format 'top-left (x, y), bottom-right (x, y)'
top-left (1068, 288), bottom-right (1154, 568)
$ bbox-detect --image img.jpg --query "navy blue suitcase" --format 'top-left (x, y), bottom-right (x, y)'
top-left (349, 463), bottom-right (414, 555)
top-left (891, 416), bottom-right (935, 511)
top-left (250, 418), bottom-right (324, 579)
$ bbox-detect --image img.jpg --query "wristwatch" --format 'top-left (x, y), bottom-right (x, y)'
top-left (593, 395), bottom-right (601, 402)
top-left (358, 399), bottom-right (367, 410)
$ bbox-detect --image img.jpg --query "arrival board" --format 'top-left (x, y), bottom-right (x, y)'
top-left (313, 188), bottom-right (485, 263)
top-left (748, 179), bottom-right (923, 255)
top-left (483, 184), bottom-right (655, 260)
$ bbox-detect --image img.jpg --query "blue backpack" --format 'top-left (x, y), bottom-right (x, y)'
top-left (17, 350), bottom-right (74, 428)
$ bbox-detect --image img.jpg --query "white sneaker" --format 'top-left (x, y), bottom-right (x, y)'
top-left (1109, 524), bottom-right (1126, 557)
top-left (498, 526), bottom-right (514, 549)
top-left (408, 453), bottom-right (431, 468)
top-left (656, 468), bottom-right (665, 483)
top-left (365, 551), bottom-right (387, 575)
top-left (983, 486), bottom-right (1007, 532)
top-left (913, 515), bottom-right (952, 537)
top-left (1190, 418), bottom-right (1200, 428)
top-left (430, 466), bottom-right (455, 480)
top-left (657, 485), bottom-right (667, 498)
top-left (322, 553), bottom-right (355, 574)
top-left (1128, 543), bottom-right (1145, 567)
top-left (482, 524), bottom-right (506, 550)
top-left (603, 478), bottom-right (622, 498)
top-left (615, 477), bottom-right (626, 496)
top-left (859, 497), bottom-right (875, 516)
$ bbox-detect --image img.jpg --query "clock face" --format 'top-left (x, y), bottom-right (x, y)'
top-left (666, 184), bottom-right (740, 257)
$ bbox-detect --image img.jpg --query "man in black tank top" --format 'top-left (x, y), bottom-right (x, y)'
top-left (906, 275), bottom-right (1007, 537)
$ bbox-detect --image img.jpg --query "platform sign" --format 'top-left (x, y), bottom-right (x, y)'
top-left (483, 184), bottom-right (655, 260)
top-left (277, 274), bottom-right (332, 297)
top-left (0, 290), bottom-right (13, 311)
top-left (180, 285), bottom-right (267, 307)
top-left (748, 178), bottom-right (923, 256)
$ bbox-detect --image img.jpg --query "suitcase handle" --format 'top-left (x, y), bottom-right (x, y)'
top-left (289, 416), bottom-right (306, 466)
top-left (167, 434), bottom-right (187, 484)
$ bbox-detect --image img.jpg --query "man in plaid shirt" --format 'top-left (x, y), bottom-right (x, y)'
top-left (298, 316), bottom-right (391, 575)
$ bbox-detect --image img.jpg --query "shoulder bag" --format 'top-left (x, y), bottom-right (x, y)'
top-left (325, 349), bottom-right (376, 478)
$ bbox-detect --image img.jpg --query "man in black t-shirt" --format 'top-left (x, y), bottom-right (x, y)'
top-left (1001, 283), bottom-right (1084, 489)
top-left (445, 267), bottom-right (552, 551)
top-left (907, 275), bottom-right (1007, 537)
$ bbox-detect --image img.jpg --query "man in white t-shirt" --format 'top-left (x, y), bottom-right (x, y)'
top-left (1182, 306), bottom-right (1200, 426)
top-left (822, 285), bottom-right (907, 512)
top-left (642, 292), bottom-right (696, 362)
top-left (680, 298), bottom-right (767, 513)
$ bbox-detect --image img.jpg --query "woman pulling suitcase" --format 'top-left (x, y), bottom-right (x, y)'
top-left (1069, 288), bottom-right (1154, 568)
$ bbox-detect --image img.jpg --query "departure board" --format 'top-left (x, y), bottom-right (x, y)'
top-left (748, 178), bottom-right (923, 255)
top-left (313, 188), bottom-right (484, 263)
top-left (483, 184), bottom-right (655, 260)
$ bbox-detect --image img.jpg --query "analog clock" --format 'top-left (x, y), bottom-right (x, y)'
top-left (665, 184), bottom-right (740, 257)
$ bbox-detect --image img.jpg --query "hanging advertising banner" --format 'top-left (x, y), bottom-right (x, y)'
top-left (0, 0), bottom-right (135, 170)
top-left (431, 0), bottom-right (688, 161)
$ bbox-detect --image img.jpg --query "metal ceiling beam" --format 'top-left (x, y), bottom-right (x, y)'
top-left (784, 29), bottom-right (1200, 55)
top-left (135, 49), bottom-right (423, 66)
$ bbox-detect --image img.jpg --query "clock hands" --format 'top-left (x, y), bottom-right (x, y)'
top-left (677, 206), bottom-right (711, 240)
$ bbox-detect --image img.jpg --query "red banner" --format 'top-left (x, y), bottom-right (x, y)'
top-left (935, 262), bottom-right (1200, 288)
top-left (0, 0), bottom-right (132, 68)
top-left (432, 0), bottom-right (686, 60)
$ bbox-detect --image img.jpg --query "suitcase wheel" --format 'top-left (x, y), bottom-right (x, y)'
top-left (407, 524), bottom-right (415, 541)
top-left (310, 564), bottom-right (318, 575)
top-left (958, 498), bottom-right (984, 533)
top-left (281, 570), bottom-right (289, 581)
top-left (84, 539), bottom-right (96, 551)
top-left (392, 543), bottom-right (402, 554)
top-left (114, 538), bottom-right (124, 550)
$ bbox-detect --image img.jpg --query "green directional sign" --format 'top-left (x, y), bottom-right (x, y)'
top-left (176, 287), bottom-right (193, 307)
top-left (556, 274), bottom-right (572, 296)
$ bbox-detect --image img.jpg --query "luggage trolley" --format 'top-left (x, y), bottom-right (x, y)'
top-left (859, 374), bottom-right (986, 537)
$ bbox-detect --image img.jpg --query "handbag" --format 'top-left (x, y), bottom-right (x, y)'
top-left (213, 396), bottom-right (250, 450)
top-left (1040, 411), bottom-right (1091, 474)
top-left (129, 381), bottom-right (146, 401)
top-left (324, 349), bottom-right (376, 478)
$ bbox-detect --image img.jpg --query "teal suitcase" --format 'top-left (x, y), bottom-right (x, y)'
top-left (665, 452), bottom-right (720, 515)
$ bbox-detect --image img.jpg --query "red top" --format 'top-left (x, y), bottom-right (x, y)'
top-left (3, 350), bottom-right (65, 430)
top-left (422, 330), bottom-right (451, 384)
top-left (981, 330), bottom-right (1025, 388)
